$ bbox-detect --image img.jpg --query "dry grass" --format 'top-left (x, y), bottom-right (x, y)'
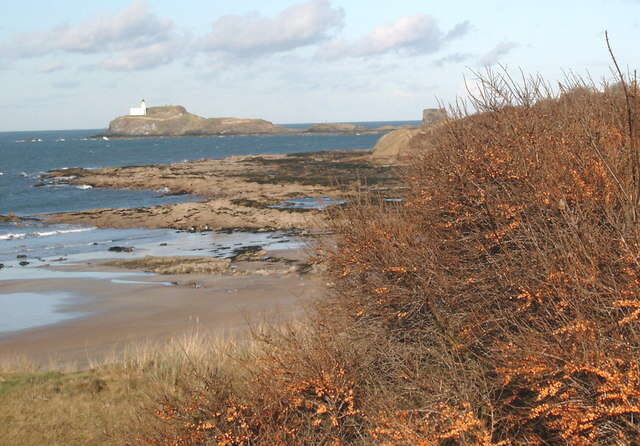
top-left (0, 331), bottom-right (257, 446)
top-left (104, 256), bottom-right (231, 274)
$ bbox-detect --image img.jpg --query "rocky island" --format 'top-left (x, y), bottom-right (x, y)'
top-left (105, 104), bottom-right (293, 137)
top-left (303, 123), bottom-right (369, 133)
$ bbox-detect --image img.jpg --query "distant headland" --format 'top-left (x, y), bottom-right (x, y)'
top-left (100, 100), bottom-right (419, 138)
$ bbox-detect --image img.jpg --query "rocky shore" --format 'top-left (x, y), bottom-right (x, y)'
top-left (41, 150), bottom-right (401, 231)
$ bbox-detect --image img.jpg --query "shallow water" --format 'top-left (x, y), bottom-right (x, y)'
top-left (110, 279), bottom-right (175, 286)
top-left (0, 229), bottom-right (303, 334)
top-left (0, 268), bottom-right (176, 334)
top-left (0, 291), bottom-right (85, 334)
top-left (0, 224), bottom-right (174, 263)
top-left (0, 267), bottom-right (151, 281)
top-left (0, 223), bottom-right (304, 266)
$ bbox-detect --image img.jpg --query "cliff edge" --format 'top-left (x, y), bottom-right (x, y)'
top-left (105, 106), bottom-right (293, 137)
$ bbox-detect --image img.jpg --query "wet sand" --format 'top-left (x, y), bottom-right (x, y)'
top-left (0, 248), bottom-right (323, 366)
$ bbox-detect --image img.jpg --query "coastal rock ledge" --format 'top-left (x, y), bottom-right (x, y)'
top-left (105, 105), bottom-right (292, 137)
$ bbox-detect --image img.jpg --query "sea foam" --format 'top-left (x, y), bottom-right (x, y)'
top-left (0, 227), bottom-right (95, 241)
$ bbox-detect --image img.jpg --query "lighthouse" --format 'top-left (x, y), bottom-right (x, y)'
top-left (129, 99), bottom-right (147, 116)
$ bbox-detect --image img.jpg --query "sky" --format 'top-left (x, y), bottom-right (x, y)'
top-left (0, 0), bottom-right (638, 131)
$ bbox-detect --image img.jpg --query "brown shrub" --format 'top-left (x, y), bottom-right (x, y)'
top-left (128, 325), bottom-right (370, 445)
top-left (126, 68), bottom-right (640, 445)
top-left (323, 69), bottom-right (640, 444)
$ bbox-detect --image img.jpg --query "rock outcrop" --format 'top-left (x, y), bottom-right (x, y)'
top-left (105, 106), bottom-right (293, 137)
top-left (304, 123), bottom-right (369, 133)
top-left (42, 150), bottom-right (401, 232)
top-left (0, 213), bottom-right (23, 223)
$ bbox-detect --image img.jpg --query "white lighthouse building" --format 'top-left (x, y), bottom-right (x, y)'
top-left (129, 99), bottom-right (147, 116)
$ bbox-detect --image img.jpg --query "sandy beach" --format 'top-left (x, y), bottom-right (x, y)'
top-left (0, 247), bottom-right (322, 366)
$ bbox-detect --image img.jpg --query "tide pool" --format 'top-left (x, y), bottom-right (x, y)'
top-left (0, 291), bottom-right (84, 334)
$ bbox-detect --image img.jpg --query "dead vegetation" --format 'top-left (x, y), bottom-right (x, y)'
top-left (104, 256), bottom-right (231, 275)
top-left (0, 333), bottom-right (254, 446)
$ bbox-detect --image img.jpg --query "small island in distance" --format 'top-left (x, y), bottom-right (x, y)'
top-left (101, 99), bottom-right (427, 138)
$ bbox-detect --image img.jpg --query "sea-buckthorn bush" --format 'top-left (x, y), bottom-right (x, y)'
top-left (128, 70), bottom-right (640, 445)
top-left (324, 71), bottom-right (640, 444)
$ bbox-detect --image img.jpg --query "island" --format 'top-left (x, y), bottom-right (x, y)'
top-left (105, 103), bottom-right (293, 137)
top-left (303, 123), bottom-right (369, 133)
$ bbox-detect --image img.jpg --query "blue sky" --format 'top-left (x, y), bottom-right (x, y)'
top-left (0, 0), bottom-right (637, 131)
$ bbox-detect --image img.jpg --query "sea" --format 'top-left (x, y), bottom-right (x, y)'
top-left (0, 121), bottom-right (418, 334)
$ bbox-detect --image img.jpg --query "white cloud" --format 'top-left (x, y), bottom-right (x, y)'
top-left (0, 0), bottom-right (178, 69)
top-left (201, 0), bottom-right (344, 57)
top-left (98, 38), bottom-right (187, 71)
top-left (445, 21), bottom-right (472, 40)
top-left (0, 1), bottom-right (471, 73)
top-left (361, 15), bottom-right (441, 54)
top-left (435, 39), bottom-right (518, 68)
top-left (318, 16), bottom-right (470, 59)
top-left (478, 41), bottom-right (519, 66)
